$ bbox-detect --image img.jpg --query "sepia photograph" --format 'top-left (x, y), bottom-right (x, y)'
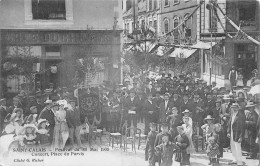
top-left (0, 0), bottom-right (260, 165)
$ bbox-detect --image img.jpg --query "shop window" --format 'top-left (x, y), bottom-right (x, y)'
top-left (45, 46), bottom-right (61, 57)
top-left (164, 19), bottom-right (169, 33)
top-left (238, 0), bottom-right (256, 27)
top-left (32, 0), bottom-right (66, 20)
top-left (6, 46), bottom-right (42, 58)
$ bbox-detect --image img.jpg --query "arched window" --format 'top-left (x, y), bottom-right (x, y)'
top-left (173, 16), bottom-right (179, 43)
top-left (184, 13), bottom-right (192, 37)
top-left (164, 19), bottom-right (169, 33)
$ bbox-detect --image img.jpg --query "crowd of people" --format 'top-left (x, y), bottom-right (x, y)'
top-left (0, 71), bottom-right (260, 166)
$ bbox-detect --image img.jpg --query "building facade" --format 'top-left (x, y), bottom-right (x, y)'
top-left (199, 0), bottom-right (260, 87)
top-left (0, 0), bottom-right (123, 98)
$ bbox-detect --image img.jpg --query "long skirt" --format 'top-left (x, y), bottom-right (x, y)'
top-left (52, 121), bottom-right (69, 150)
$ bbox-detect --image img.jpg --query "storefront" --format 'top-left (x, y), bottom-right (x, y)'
top-left (0, 29), bottom-right (121, 97)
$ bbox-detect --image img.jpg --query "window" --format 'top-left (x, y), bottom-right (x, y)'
top-left (183, 14), bottom-right (191, 38)
top-left (141, 20), bottom-right (145, 29)
top-left (173, 17), bottom-right (179, 43)
top-left (238, 1), bottom-right (256, 27)
top-left (154, 0), bottom-right (157, 9)
top-left (165, 0), bottom-right (169, 7)
top-left (32, 0), bottom-right (66, 20)
top-left (154, 20), bottom-right (157, 33)
top-left (164, 19), bottom-right (169, 33)
top-left (173, 0), bottom-right (179, 5)
top-left (126, 0), bottom-right (132, 11)
top-left (149, 0), bottom-right (153, 11)
top-left (209, 6), bottom-right (217, 31)
top-left (149, 21), bottom-right (153, 27)
top-left (45, 46), bottom-right (61, 57)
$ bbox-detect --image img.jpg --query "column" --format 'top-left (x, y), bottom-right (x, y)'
top-left (0, 30), bottom-right (2, 98)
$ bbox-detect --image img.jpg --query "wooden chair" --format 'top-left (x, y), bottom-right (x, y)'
top-left (192, 122), bottom-right (205, 152)
top-left (123, 127), bottom-right (137, 153)
top-left (109, 131), bottom-right (122, 148)
top-left (135, 128), bottom-right (147, 150)
top-left (92, 127), bottom-right (103, 144)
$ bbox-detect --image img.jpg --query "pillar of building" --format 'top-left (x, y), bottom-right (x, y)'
top-left (0, 30), bottom-right (2, 98)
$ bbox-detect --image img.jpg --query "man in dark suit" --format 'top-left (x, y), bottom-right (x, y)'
top-left (244, 102), bottom-right (259, 159)
top-left (179, 93), bottom-right (192, 114)
top-left (124, 89), bottom-right (138, 127)
top-left (159, 93), bottom-right (174, 123)
top-left (167, 107), bottom-right (182, 140)
top-left (35, 96), bottom-right (44, 116)
top-left (170, 92), bottom-right (181, 112)
top-left (135, 90), bottom-right (145, 123)
top-left (204, 93), bottom-right (216, 117)
top-left (227, 103), bottom-right (246, 166)
top-left (143, 93), bottom-right (158, 135)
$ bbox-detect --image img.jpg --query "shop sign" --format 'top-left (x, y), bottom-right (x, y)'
top-left (2, 30), bottom-right (120, 45)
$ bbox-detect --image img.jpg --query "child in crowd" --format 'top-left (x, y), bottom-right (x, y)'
top-left (175, 126), bottom-right (190, 166)
top-left (206, 136), bottom-right (220, 165)
top-left (155, 135), bottom-right (177, 166)
top-left (154, 123), bottom-right (172, 166)
top-left (201, 115), bottom-right (215, 141)
top-left (19, 124), bottom-right (38, 147)
top-left (145, 122), bottom-right (158, 166)
top-left (37, 119), bottom-right (50, 147)
top-left (211, 123), bottom-right (223, 158)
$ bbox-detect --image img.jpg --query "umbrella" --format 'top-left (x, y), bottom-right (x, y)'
top-left (248, 84), bottom-right (260, 95)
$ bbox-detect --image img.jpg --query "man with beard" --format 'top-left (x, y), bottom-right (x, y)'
top-left (227, 103), bottom-right (246, 166)
top-left (244, 102), bottom-right (258, 159)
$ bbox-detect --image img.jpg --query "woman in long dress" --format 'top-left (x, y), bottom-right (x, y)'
top-left (52, 101), bottom-right (69, 150)
top-left (182, 116), bottom-right (195, 155)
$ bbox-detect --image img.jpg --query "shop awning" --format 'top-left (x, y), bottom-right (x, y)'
top-left (190, 41), bottom-right (216, 49)
top-left (169, 48), bottom-right (197, 58)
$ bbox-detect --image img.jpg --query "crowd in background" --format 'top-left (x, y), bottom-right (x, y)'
top-left (0, 70), bottom-right (260, 166)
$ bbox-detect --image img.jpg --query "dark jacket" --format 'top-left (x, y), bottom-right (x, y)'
top-left (227, 110), bottom-right (246, 142)
top-left (159, 100), bottom-right (174, 122)
top-left (143, 99), bottom-right (158, 123)
top-left (66, 107), bottom-right (81, 128)
top-left (245, 110), bottom-right (259, 139)
top-left (145, 130), bottom-right (158, 161)
top-left (38, 107), bottom-right (55, 126)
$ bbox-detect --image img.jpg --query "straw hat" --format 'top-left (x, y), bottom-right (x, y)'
top-left (204, 115), bottom-right (214, 123)
top-left (19, 124), bottom-right (38, 135)
top-left (230, 103), bottom-right (239, 108)
top-left (37, 119), bottom-right (49, 129)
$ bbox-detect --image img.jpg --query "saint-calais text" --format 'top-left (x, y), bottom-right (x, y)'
top-left (11, 147), bottom-right (108, 159)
